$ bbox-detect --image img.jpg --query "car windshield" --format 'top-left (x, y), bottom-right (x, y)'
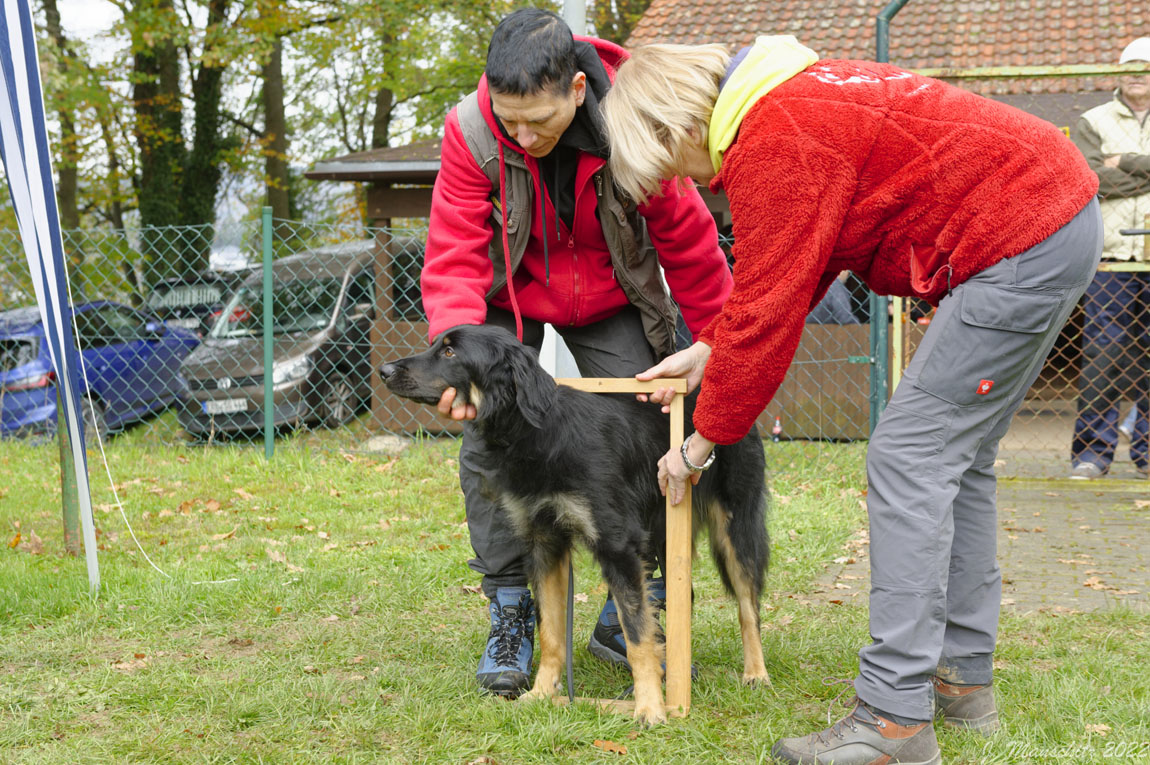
top-left (209, 278), bottom-right (342, 338)
top-left (146, 282), bottom-right (225, 310)
top-left (0, 338), bottom-right (38, 372)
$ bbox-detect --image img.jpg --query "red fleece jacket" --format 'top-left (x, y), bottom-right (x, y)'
top-left (422, 37), bottom-right (731, 344)
top-left (694, 60), bottom-right (1099, 445)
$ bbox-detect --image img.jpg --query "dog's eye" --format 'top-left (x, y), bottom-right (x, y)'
top-left (443, 347), bottom-right (455, 358)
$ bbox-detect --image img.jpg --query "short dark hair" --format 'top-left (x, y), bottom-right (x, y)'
top-left (485, 9), bottom-right (578, 97)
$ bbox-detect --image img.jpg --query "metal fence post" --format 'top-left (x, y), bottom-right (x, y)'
top-left (57, 385), bottom-right (80, 554)
top-left (262, 207), bottom-right (274, 459)
top-left (868, 0), bottom-right (907, 434)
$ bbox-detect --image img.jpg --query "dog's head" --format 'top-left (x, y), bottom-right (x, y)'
top-left (379, 324), bottom-right (556, 429)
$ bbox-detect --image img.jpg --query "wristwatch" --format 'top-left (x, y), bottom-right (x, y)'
top-left (680, 432), bottom-right (716, 473)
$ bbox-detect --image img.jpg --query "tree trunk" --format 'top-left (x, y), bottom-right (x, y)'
top-left (262, 34), bottom-right (290, 220)
top-left (371, 85), bottom-right (393, 150)
top-left (131, 0), bottom-right (185, 283)
top-left (41, 0), bottom-right (79, 230)
top-left (180, 0), bottom-right (231, 272)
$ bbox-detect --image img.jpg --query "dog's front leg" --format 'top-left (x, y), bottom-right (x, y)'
top-left (613, 579), bottom-right (666, 725)
top-left (520, 551), bottom-right (569, 702)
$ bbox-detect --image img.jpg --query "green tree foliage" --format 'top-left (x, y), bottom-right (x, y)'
top-left (590, 0), bottom-right (651, 46)
top-left (33, 0), bottom-right (550, 234)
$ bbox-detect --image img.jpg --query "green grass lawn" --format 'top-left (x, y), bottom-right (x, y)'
top-left (1, 437), bottom-right (1147, 763)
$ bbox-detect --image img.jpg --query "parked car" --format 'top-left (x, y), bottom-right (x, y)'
top-left (176, 240), bottom-right (377, 437)
top-left (145, 270), bottom-right (246, 337)
top-left (0, 301), bottom-right (201, 442)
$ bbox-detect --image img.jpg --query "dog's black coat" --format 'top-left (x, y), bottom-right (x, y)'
top-left (380, 324), bottom-right (770, 715)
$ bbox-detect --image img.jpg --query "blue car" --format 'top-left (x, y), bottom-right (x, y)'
top-left (0, 301), bottom-right (200, 442)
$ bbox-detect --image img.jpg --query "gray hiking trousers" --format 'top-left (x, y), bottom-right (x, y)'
top-left (856, 198), bottom-right (1103, 720)
top-left (460, 306), bottom-right (659, 597)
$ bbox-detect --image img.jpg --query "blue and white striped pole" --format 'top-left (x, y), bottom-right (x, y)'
top-left (0, 0), bottom-right (99, 592)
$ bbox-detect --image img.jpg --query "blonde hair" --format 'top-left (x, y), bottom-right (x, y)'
top-left (602, 44), bottom-right (731, 202)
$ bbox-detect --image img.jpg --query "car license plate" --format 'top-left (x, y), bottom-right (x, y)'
top-left (169, 317), bottom-right (201, 330)
top-left (204, 398), bottom-right (248, 415)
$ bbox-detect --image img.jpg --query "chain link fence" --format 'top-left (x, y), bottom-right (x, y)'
top-left (0, 216), bottom-right (879, 463)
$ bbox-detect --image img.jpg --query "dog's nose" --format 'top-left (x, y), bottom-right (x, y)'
top-left (379, 362), bottom-right (397, 380)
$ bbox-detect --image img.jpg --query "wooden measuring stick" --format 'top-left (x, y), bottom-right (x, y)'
top-left (555, 377), bottom-right (692, 718)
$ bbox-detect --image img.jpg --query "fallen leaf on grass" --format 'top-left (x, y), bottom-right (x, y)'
top-left (112, 657), bottom-right (148, 672)
top-left (1135, 500), bottom-right (1149, 509)
top-left (204, 499), bottom-right (221, 512)
top-left (7, 533), bottom-right (20, 549)
top-left (211, 527), bottom-right (238, 541)
top-left (593, 740), bottom-right (627, 755)
top-left (322, 615), bottom-right (340, 622)
top-left (1085, 723), bottom-right (1111, 736)
top-left (461, 585), bottom-right (482, 594)
top-left (317, 531), bottom-right (330, 540)
top-left (466, 757), bottom-right (498, 765)
top-left (267, 549), bottom-right (303, 572)
top-left (233, 488), bottom-right (255, 500)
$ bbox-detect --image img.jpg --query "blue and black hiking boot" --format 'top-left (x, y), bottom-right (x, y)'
top-left (477, 586), bottom-right (535, 698)
top-left (587, 576), bottom-right (666, 667)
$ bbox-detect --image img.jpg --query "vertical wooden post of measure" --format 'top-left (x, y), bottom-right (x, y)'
top-left (554, 377), bottom-right (692, 718)
top-left (663, 377), bottom-right (692, 717)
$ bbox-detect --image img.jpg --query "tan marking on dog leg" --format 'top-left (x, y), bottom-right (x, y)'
top-left (521, 553), bottom-right (568, 701)
top-left (708, 503), bottom-right (770, 685)
top-left (617, 588), bottom-right (666, 725)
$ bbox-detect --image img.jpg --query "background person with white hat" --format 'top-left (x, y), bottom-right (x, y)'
top-left (1069, 36), bottom-right (1150, 480)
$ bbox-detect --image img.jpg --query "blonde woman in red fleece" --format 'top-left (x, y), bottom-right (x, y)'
top-left (602, 38), bottom-right (1101, 765)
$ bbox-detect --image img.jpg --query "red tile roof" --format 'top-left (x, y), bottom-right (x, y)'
top-left (627, 0), bottom-right (1149, 94)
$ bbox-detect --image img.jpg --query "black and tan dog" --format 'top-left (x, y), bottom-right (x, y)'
top-left (380, 324), bottom-right (769, 725)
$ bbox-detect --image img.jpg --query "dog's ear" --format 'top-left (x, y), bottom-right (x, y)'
top-left (507, 344), bottom-right (555, 429)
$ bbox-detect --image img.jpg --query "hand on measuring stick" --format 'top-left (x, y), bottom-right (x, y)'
top-left (635, 341), bottom-right (711, 412)
top-left (656, 446), bottom-right (701, 506)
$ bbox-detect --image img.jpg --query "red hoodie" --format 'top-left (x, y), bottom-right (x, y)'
top-left (694, 60), bottom-right (1099, 445)
top-left (421, 37), bottom-right (732, 345)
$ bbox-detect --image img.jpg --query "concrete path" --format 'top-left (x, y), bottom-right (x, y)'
top-left (814, 479), bottom-right (1149, 613)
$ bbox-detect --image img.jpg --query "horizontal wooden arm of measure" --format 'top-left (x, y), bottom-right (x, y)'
top-left (550, 696), bottom-right (687, 718)
top-left (554, 378), bottom-right (688, 394)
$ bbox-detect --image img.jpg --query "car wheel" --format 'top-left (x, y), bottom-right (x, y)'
top-left (82, 398), bottom-right (109, 447)
top-left (319, 370), bottom-right (358, 430)
top-left (319, 372), bottom-right (358, 428)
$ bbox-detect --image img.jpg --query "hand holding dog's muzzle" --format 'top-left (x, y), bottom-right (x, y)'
top-left (437, 387), bottom-right (477, 421)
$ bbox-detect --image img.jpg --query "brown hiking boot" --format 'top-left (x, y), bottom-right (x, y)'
top-left (932, 676), bottom-right (1000, 735)
top-left (771, 698), bottom-right (941, 764)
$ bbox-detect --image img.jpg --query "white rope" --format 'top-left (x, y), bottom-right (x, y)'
top-left (60, 250), bottom-right (239, 587)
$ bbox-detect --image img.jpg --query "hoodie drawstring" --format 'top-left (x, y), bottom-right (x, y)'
top-left (539, 165), bottom-right (550, 287)
top-left (497, 143), bottom-right (524, 342)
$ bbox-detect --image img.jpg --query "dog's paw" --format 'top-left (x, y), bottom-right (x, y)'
top-left (519, 684), bottom-right (557, 703)
top-left (742, 669), bottom-right (771, 687)
top-left (633, 701), bottom-right (667, 727)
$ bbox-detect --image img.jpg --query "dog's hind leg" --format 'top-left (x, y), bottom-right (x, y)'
top-left (603, 564), bottom-right (666, 725)
top-left (521, 550), bottom-right (569, 702)
top-left (706, 502), bottom-right (770, 685)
